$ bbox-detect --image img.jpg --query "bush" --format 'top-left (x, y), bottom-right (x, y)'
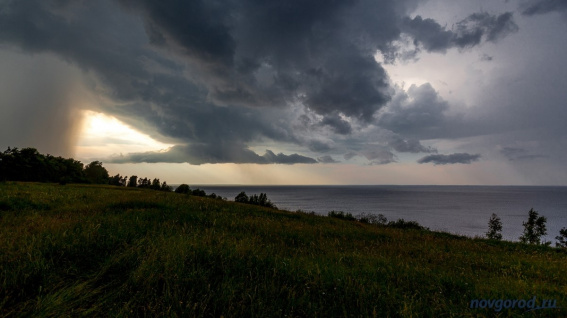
top-left (387, 219), bottom-right (426, 230)
top-left (174, 184), bottom-right (191, 194)
top-left (328, 211), bottom-right (356, 221)
top-left (192, 189), bottom-right (206, 197)
top-left (234, 191), bottom-right (275, 208)
top-left (235, 191), bottom-right (249, 203)
top-left (357, 213), bottom-right (388, 225)
top-left (519, 208), bottom-right (548, 245)
top-left (486, 213), bottom-right (503, 240)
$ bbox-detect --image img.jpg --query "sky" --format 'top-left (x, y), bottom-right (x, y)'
top-left (1, 0), bottom-right (566, 185)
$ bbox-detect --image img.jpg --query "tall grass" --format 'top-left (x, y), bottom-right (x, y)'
top-left (1, 182), bottom-right (566, 317)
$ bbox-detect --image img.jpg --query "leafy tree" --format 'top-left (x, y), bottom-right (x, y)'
top-left (192, 188), bottom-right (206, 197)
top-left (160, 181), bottom-right (172, 192)
top-left (175, 184), bottom-right (191, 194)
top-left (84, 161), bottom-right (109, 184)
top-left (486, 213), bottom-right (503, 240)
top-left (519, 208), bottom-right (548, 245)
top-left (556, 227), bottom-right (567, 249)
top-left (150, 178), bottom-right (161, 190)
top-left (235, 191), bottom-right (249, 203)
top-left (127, 175), bottom-right (138, 187)
top-left (109, 174), bottom-right (127, 186)
top-left (138, 177), bottom-right (150, 188)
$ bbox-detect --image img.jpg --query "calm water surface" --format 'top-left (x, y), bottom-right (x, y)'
top-left (191, 185), bottom-right (567, 242)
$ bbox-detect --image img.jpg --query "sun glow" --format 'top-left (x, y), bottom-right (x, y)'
top-left (76, 110), bottom-right (174, 160)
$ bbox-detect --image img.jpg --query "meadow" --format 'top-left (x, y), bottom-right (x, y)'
top-left (1, 182), bottom-right (566, 317)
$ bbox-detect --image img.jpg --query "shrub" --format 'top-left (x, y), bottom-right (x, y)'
top-left (174, 184), bottom-right (191, 194)
top-left (235, 191), bottom-right (249, 203)
top-left (234, 191), bottom-right (275, 208)
top-left (192, 189), bottom-right (206, 197)
top-left (328, 210), bottom-right (356, 221)
top-left (486, 213), bottom-right (503, 240)
top-left (387, 219), bottom-right (426, 230)
top-left (519, 208), bottom-right (548, 245)
top-left (357, 213), bottom-right (388, 225)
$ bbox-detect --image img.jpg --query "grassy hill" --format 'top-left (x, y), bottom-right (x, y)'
top-left (1, 182), bottom-right (566, 317)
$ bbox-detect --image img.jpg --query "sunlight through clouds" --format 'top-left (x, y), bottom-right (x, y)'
top-left (76, 111), bottom-right (174, 160)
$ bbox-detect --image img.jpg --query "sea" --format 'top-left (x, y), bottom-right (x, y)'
top-left (190, 185), bottom-right (567, 243)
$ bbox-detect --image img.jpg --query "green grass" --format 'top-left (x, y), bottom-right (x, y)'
top-left (1, 182), bottom-right (566, 317)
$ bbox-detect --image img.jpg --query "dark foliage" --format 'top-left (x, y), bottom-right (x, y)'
top-left (556, 227), bottom-right (567, 249)
top-left (387, 219), bottom-right (426, 230)
top-left (235, 191), bottom-right (249, 203)
top-left (486, 213), bottom-right (503, 240)
top-left (127, 176), bottom-right (138, 187)
top-left (192, 189), bottom-right (206, 197)
top-left (84, 161), bottom-right (110, 184)
top-left (519, 208), bottom-right (548, 245)
top-left (328, 210), bottom-right (356, 221)
top-left (234, 191), bottom-right (276, 208)
top-left (0, 147), bottom-right (87, 183)
top-left (174, 184), bottom-right (191, 194)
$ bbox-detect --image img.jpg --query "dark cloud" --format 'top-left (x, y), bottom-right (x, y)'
top-left (317, 155), bottom-right (339, 164)
top-left (362, 148), bottom-right (397, 165)
top-left (0, 0), bottom-right (522, 165)
top-left (107, 145), bottom-right (316, 165)
top-left (377, 83), bottom-right (452, 139)
top-left (402, 12), bottom-right (518, 53)
top-left (521, 0), bottom-right (567, 17)
top-left (388, 136), bottom-right (437, 153)
top-left (417, 153), bottom-right (481, 165)
top-left (320, 114), bottom-right (352, 135)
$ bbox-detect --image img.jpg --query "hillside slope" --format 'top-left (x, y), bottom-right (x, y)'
top-left (1, 182), bottom-right (566, 317)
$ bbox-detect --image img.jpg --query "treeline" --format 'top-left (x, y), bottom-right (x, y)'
top-left (486, 209), bottom-right (567, 248)
top-left (0, 147), bottom-right (173, 191)
top-left (0, 147), bottom-right (87, 183)
top-left (0, 147), bottom-right (231, 201)
top-left (234, 191), bottom-right (276, 208)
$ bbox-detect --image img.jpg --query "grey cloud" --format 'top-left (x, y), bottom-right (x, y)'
top-left (317, 155), bottom-right (339, 164)
top-left (344, 151), bottom-right (358, 160)
top-left (500, 147), bottom-right (548, 161)
top-left (107, 145), bottom-right (316, 165)
top-left (362, 148), bottom-right (397, 165)
top-left (0, 0), bottom-right (522, 166)
top-left (388, 136), bottom-right (437, 153)
top-left (402, 12), bottom-right (518, 53)
top-left (521, 0), bottom-right (567, 17)
top-left (377, 83), bottom-right (451, 139)
top-left (320, 114), bottom-right (352, 135)
top-left (307, 140), bottom-right (333, 153)
top-left (480, 54), bottom-right (493, 61)
top-left (417, 153), bottom-right (481, 165)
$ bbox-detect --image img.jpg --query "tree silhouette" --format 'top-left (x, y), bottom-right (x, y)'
top-left (175, 184), bottom-right (191, 194)
top-left (84, 161), bottom-right (110, 184)
top-left (235, 191), bottom-right (249, 203)
top-left (556, 227), bottom-right (567, 249)
top-left (486, 213), bottom-right (503, 240)
top-left (519, 208), bottom-right (548, 245)
top-left (127, 175), bottom-right (138, 187)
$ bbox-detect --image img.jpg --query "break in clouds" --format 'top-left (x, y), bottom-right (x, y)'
top-left (0, 0), bottom-right (557, 168)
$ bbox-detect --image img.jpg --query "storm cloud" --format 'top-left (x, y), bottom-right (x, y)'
top-left (521, 0), bottom-right (567, 17)
top-left (402, 11), bottom-right (518, 53)
top-left (107, 145), bottom-right (316, 165)
top-left (417, 153), bottom-right (481, 165)
top-left (0, 0), bottom-right (523, 166)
